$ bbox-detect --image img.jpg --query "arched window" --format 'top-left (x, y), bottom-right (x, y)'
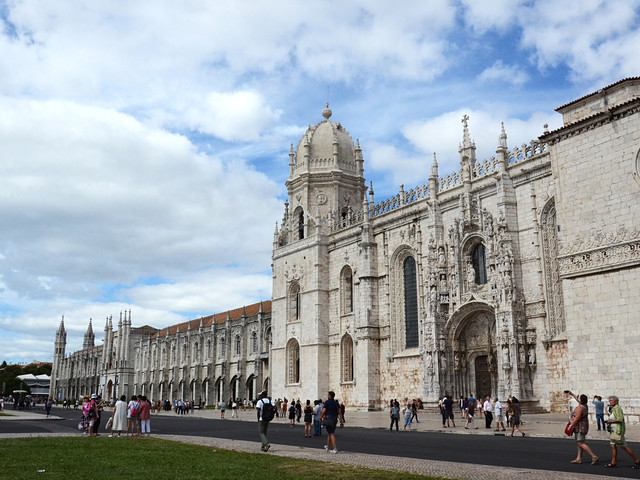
top-left (182, 341), bottom-right (188, 362)
top-left (193, 342), bottom-right (199, 361)
top-left (341, 334), bottom-right (354, 383)
top-left (235, 335), bottom-right (241, 356)
top-left (541, 199), bottom-right (565, 337)
top-left (293, 206), bottom-right (305, 240)
top-left (341, 266), bottom-right (353, 315)
top-left (472, 244), bottom-right (487, 285)
top-left (286, 338), bottom-right (300, 384)
top-left (252, 331), bottom-right (258, 353)
top-left (403, 256), bottom-right (419, 349)
top-left (220, 337), bottom-right (226, 357)
top-left (289, 282), bottom-right (301, 321)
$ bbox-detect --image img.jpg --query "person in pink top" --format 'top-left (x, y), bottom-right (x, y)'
top-left (138, 395), bottom-right (151, 436)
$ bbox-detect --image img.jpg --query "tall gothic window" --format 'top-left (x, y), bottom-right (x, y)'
top-left (341, 334), bottom-right (354, 383)
top-left (286, 338), bottom-right (300, 384)
top-left (293, 206), bottom-right (304, 240)
top-left (472, 244), bottom-right (487, 284)
top-left (403, 256), bottom-right (419, 349)
top-left (252, 331), bottom-right (258, 353)
top-left (220, 337), bottom-right (226, 357)
top-left (289, 282), bottom-right (301, 321)
top-left (235, 335), bottom-right (241, 356)
top-left (541, 199), bottom-right (565, 337)
top-left (206, 339), bottom-right (211, 359)
top-left (341, 266), bottom-right (353, 315)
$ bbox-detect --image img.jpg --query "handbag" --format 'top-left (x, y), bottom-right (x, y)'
top-left (106, 416), bottom-right (113, 430)
top-left (564, 422), bottom-right (575, 436)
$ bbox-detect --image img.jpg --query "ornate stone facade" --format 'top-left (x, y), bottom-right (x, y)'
top-left (50, 302), bottom-right (271, 405)
top-left (271, 79), bottom-right (640, 412)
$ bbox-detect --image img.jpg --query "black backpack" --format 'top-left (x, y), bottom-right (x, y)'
top-left (261, 399), bottom-right (275, 422)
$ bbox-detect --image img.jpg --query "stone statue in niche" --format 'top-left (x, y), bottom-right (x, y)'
top-left (519, 345), bottom-right (526, 365)
top-left (440, 354), bottom-right (447, 371)
top-left (426, 351), bottom-right (434, 373)
top-left (502, 346), bottom-right (510, 368)
top-left (466, 263), bottom-right (475, 288)
top-left (438, 248), bottom-right (446, 267)
top-left (528, 347), bottom-right (536, 366)
top-left (454, 351), bottom-right (460, 371)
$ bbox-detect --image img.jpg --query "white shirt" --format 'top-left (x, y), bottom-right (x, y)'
top-left (494, 400), bottom-right (503, 416)
top-left (483, 400), bottom-right (492, 413)
top-left (256, 398), bottom-right (271, 421)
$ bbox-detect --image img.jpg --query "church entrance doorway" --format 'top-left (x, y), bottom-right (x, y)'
top-left (449, 305), bottom-right (496, 399)
top-left (475, 355), bottom-right (491, 399)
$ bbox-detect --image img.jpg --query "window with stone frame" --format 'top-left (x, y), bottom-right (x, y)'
top-left (341, 334), bottom-right (354, 383)
top-left (293, 206), bottom-right (305, 240)
top-left (288, 282), bottom-right (301, 321)
top-left (541, 198), bottom-right (565, 337)
top-left (193, 342), bottom-right (199, 361)
top-left (341, 265), bottom-right (354, 315)
top-left (472, 243), bottom-right (488, 285)
top-left (403, 256), bottom-right (419, 349)
top-left (220, 337), bottom-right (226, 357)
top-left (286, 338), bottom-right (300, 384)
top-left (251, 331), bottom-right (258, 353)
top-left (235, 335), bottom-right (241, 356)
top-left (206, 339), bottom-right (211, 359)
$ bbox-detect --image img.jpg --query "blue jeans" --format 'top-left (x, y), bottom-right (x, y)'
top-left (596, 413), bottom-right (606, 430)
top-left (404, 416), bottom-right (412, 428)
top-left (313, 419), bottom-right (321, 436)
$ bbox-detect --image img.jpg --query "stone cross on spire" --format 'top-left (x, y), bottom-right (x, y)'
top-left (461, 114), bottom-right (473, 149)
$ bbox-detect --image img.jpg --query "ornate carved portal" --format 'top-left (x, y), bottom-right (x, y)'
top-left (449, 309), bottom-right (497, 399)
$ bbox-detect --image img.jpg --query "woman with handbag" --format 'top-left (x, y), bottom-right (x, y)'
top-left (566, 391), bottom-right (598, 465)
top-left (605, 395), bottom-right (640, 469)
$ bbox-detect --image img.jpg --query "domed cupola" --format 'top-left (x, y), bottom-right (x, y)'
top-left (290, 104), bottom-right (362, 180)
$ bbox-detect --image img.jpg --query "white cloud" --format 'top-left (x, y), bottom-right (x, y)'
top-left (0, 96), bottom-right (280, 301)
top-left (519, 0), bottom-right (640, 84)
top-left (460, 0), bottom-right (528, 33)
top-left (479, 61), bottom-right (528, 86)
top-left (184, 90), bottom-right (281, 141)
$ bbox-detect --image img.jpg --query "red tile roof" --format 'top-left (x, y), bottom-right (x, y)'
top-left (153, 300), bottom-right (271, 339)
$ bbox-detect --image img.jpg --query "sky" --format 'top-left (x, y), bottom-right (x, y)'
top-left (1, 0), bottom-right (639, 364)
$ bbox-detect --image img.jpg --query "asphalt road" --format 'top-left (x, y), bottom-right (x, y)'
top-left (4, 409), bottom-right (640, 478)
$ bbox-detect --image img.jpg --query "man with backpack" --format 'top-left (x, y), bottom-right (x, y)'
top-left (256, 391), bottom-right (275, 452)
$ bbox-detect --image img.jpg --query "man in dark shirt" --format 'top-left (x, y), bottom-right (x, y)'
top-left (321, 391), bottom-right (344, 453)
top-left (465, 394), bottom-right (478, 429)
top-left (443, 395), bottom-right (456, 427)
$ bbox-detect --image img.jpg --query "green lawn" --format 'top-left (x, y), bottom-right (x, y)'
top-left (2, 437), bottom-right (445, 480)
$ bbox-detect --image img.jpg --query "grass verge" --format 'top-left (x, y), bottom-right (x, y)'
top-left (2, 436), bottom-right (447, 480)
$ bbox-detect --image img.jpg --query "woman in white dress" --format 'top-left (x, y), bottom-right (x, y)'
top-left (110, 395), bottom-right (128, 437)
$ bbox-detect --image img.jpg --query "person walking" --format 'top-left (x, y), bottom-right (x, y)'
top-left (493, 398), bottom-right (506, 432)
top-left (127, 395), bottom-right (139, 436)
top-left (592, 395), bottom-right (606, 431)
top-left (605, 395), bottom-right (640, 469)
top-left (566, 391), bottom-right (597, 465)
top-left (465, 395), bottom-right (478, 429)
top-left (45, 397), bottom-right (53, 417)
top-left (483, 396), bottom-right (493, 429)
top-left (507, 398), bottom-right (525, 437)
top-left (256, 391), bottom-right (274, 452)
top-left (295, 399), bottom-right (302, 423)
top-left (403, 400), bottom-right (413, 430)
top-left (390, 400), bottom-right (400, 431)
top-left (322, 391), bottom-right (344, 453)
top-left (109, 394), bottom-right (127, 437)
top-left (303, 399), bottom-right (313, 437)
top-left (313, 399), bottom-right (324, 436)
top-left (288, 402), bottom-right (296, 427)
top-left (139, 395), bottom-right (151, 437)
top-left (443, 395), bottom-right (456, 427)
